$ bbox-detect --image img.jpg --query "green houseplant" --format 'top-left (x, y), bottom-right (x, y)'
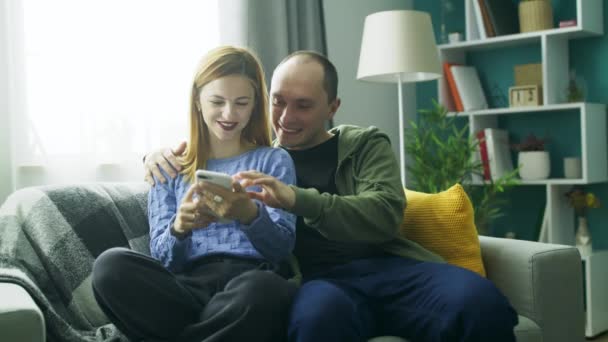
top-left (404, 100), bottom-right (520, 234)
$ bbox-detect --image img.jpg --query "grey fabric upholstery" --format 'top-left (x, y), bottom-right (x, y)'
top-left (0, 183), bottom-right (148, 341)
top-left (0, 184), bottom-right (584, 342)
top-left (0, 282), bottom-right (45, 342)
top-left (479, 235), bottom-right (585, 342)
top-left (513, 316), bottom-right (543, 342)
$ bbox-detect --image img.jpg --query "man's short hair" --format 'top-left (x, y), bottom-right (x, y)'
top-left (277, 51), bottom-right (338, 103)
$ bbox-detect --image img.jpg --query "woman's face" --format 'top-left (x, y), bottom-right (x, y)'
top-left (199, 74), bottom-right (255, 143)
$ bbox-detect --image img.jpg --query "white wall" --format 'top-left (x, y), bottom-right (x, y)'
top-left (323, 0), bottom-right (415, 163)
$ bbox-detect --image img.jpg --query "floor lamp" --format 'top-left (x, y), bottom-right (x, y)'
top-left (357, 10), bottom-right (442, 187)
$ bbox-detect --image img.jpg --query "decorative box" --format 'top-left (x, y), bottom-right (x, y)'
top-left (509, 84), bottom-right (543, 107)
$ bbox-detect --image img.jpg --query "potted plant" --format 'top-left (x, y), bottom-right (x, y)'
top-left (404, 100), bottom-right (520, 234)
top-left (512, 133), bottom-right (550, 180)
top-left (566, 70), bottom-right (585, 103)
top-left (519, 0), bottom-right (554, 33)
top-left (565, 187), bottom-right (601, 258)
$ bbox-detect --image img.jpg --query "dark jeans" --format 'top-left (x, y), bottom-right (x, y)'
top-left (288, 256), bottom-right (518, 342)
top-left (92, 247), bottom-right (296, 342)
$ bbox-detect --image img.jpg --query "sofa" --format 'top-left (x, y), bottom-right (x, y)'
top-left (0, 183), bottom-right (585, 341)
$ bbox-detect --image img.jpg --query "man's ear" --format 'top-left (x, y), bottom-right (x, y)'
top-left (327, 97), bottom-right (341, 121)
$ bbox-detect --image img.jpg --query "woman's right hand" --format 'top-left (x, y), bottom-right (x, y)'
top-left (173, 184), bottom-right (216, 236)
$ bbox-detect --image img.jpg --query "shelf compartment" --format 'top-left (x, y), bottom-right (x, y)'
top-left (439, 26), bottom-right (601, 52)
top-left (446, 102), bottom-right (591, 117)
top-left (440, 0), bottom-right (604, 110)
top-left (460, 102), bottom-right (607, 184)
top-left (458, 0), bottom-right (603, 52)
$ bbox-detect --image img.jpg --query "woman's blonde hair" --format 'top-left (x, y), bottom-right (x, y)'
top-left (181, 46), bottom-right (271, 182)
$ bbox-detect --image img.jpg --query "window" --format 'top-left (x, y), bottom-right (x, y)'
top-left (13, 0), bottom-right (219, 184)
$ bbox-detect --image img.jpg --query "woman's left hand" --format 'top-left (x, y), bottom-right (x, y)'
top-left (198, 180), bottom-right (259, 224)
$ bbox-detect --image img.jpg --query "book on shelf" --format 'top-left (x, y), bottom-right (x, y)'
top-left (483, 0), bottom-right (519, 36)
top-left (559, 19), bottom-right (577, 28)
top-left (443, 62), bottom-right (465, 112)
top-left (450, 65), bottom-right (488, 111)
top-left (472, 0), bottom-right (487, 39)
top-left (478, 0), bottom-right (496, 38)
top-left (476, 130), bottom-right (491, 181)
top-left (484, 128), bottom-right (514, 180)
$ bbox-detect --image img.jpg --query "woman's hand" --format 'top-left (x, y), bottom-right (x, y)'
top-left (173, 184), bottom-right (216, 235)
top-left (234, 171), bottom-right (296, 210)
top-left (198, 180), bottom-right (259, 224)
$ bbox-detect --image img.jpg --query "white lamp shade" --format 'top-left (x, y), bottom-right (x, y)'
top-left (357, 10), bottom-right (442, 83)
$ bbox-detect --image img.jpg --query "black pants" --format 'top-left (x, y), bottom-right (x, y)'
top-left (92, 247), bottom-right (296, 342)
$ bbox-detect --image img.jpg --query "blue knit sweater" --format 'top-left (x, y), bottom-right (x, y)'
top-left (148, 147), bottom-right (297, 272)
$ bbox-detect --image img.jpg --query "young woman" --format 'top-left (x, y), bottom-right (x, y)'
top-left (92, 46), bottom-right (297, 342)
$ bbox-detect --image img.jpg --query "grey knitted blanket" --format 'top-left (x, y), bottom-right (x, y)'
top-left (0, 183), bottom-right (151, 341)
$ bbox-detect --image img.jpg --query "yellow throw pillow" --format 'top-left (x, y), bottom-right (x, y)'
top-left (400, 184), bottom-right (486, 277)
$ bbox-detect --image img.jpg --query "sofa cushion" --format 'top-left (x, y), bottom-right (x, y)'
top-left (400, 184), bottom-right (486, 277)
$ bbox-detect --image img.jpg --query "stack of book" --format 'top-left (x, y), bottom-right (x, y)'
top-left (443, 62), bottom-right (488, 112)
top-left (472, 0), bottom-right (519, 39)
top-left (475, 128), bottom-right (514, 181)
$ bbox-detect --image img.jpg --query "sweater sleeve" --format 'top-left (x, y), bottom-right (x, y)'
top-left (240, 149), bottom-right (297, 263)
top-left (148, 171), bottom-right (190, 272)
top-left (289, 132), bottom-right (405, 243)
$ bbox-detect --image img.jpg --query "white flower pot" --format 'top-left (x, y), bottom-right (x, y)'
top-left (518, 151), bottom-right (550, 180)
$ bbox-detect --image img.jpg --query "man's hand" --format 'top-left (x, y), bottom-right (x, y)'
top-left (234, 171), bottom-right (296, 210)
top-left (144, 141), bottom-right (187, 186)
top-left (198, 180), bottom-right (259, 224)
top-left (173, 184), bottom-right (216, 235)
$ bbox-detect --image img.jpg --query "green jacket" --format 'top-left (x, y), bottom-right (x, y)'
top-left (283, 125), bottom-right (443, 282)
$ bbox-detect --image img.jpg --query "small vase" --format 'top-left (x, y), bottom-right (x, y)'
top-left (575, 216), bottom-right (592, 259)
top-left (519, 0), bottom-right (554, 33)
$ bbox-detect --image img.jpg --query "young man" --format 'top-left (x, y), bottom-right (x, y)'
top-left (144, 51), bottom-right (518, 342)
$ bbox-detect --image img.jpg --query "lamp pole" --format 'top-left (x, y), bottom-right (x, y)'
top-left (397, 73), bottom-right (406, 187)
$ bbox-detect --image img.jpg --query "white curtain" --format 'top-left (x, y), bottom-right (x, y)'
top-left (1, 0), bottom-right (221, 202)
top-left (218, 0), bottom-right (327, 88)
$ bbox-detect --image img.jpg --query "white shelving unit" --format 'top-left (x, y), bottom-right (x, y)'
top-left (584, 251), bottom-right (608, 337)
top-left (437, 0), bottom-right (607, 337)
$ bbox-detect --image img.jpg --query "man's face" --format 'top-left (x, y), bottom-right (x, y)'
top-left (270, 58), bottom-right (339, 150)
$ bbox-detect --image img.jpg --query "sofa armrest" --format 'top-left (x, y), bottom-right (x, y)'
top-left (0, 282), bottom-right (45, 342)
top-left (479, 236), bottom-right (584, 342)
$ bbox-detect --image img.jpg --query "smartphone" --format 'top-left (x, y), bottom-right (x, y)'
top-left (194, 170), bottom-right (233, 223)
top-left (195, 170), bottom-right (233, 189)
